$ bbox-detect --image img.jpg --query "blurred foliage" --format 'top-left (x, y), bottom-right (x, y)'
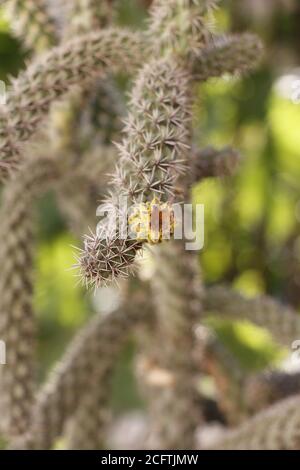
top-left (0, 8), bottom-right (24, 79)
top-left (1, 1), bottom-right (300, 410)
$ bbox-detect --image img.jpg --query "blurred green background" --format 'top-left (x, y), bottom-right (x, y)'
top-left (0, 0), bottom-right (300, 415)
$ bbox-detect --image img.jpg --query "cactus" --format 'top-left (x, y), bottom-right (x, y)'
top-left (3, 0), bottom-right (299, 453)
top-left (203, 286), bottom-right (300, 347)
top-left (5, 0), bottom-right (57, 51)
top-left (0, 28), bottom-right (144, 178)
top-left (11, 302), bottom-right (149, 450)
top-left (66, 0), bottom-right (116, 35)
top-left (142, 241), bottom-right (203, 449)
top-left (79, 57), bottom-right (192, 288)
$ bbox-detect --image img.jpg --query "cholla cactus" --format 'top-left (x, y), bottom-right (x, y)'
top-left (11, 301), bottom-right (149, 450)
top-left (0, 27), bottom-right (143, 178)
top-left (77, 3), bottom-right (262, 289)
top-left (148, 0), bottom-right (215, 55)
top-left (3, 0), bottom-right (300, 453)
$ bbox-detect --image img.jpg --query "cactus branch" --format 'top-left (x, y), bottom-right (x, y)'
top-left (191, 146), bottom-right (241, 183)
top-left (192, 33), bottom-right (264, 81)
top-left (206, 395), bottom-right (300, 450)
top-left (0, 28), bottom-right (144, 179)
top-left (4, 0), bottom-right (58, 52)
top-left (66, 0), bottom-right (116, 35)
top-left (203, 286), bottom-right (300, 347)
top-left (11, 302), bottom-right (148, 450)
